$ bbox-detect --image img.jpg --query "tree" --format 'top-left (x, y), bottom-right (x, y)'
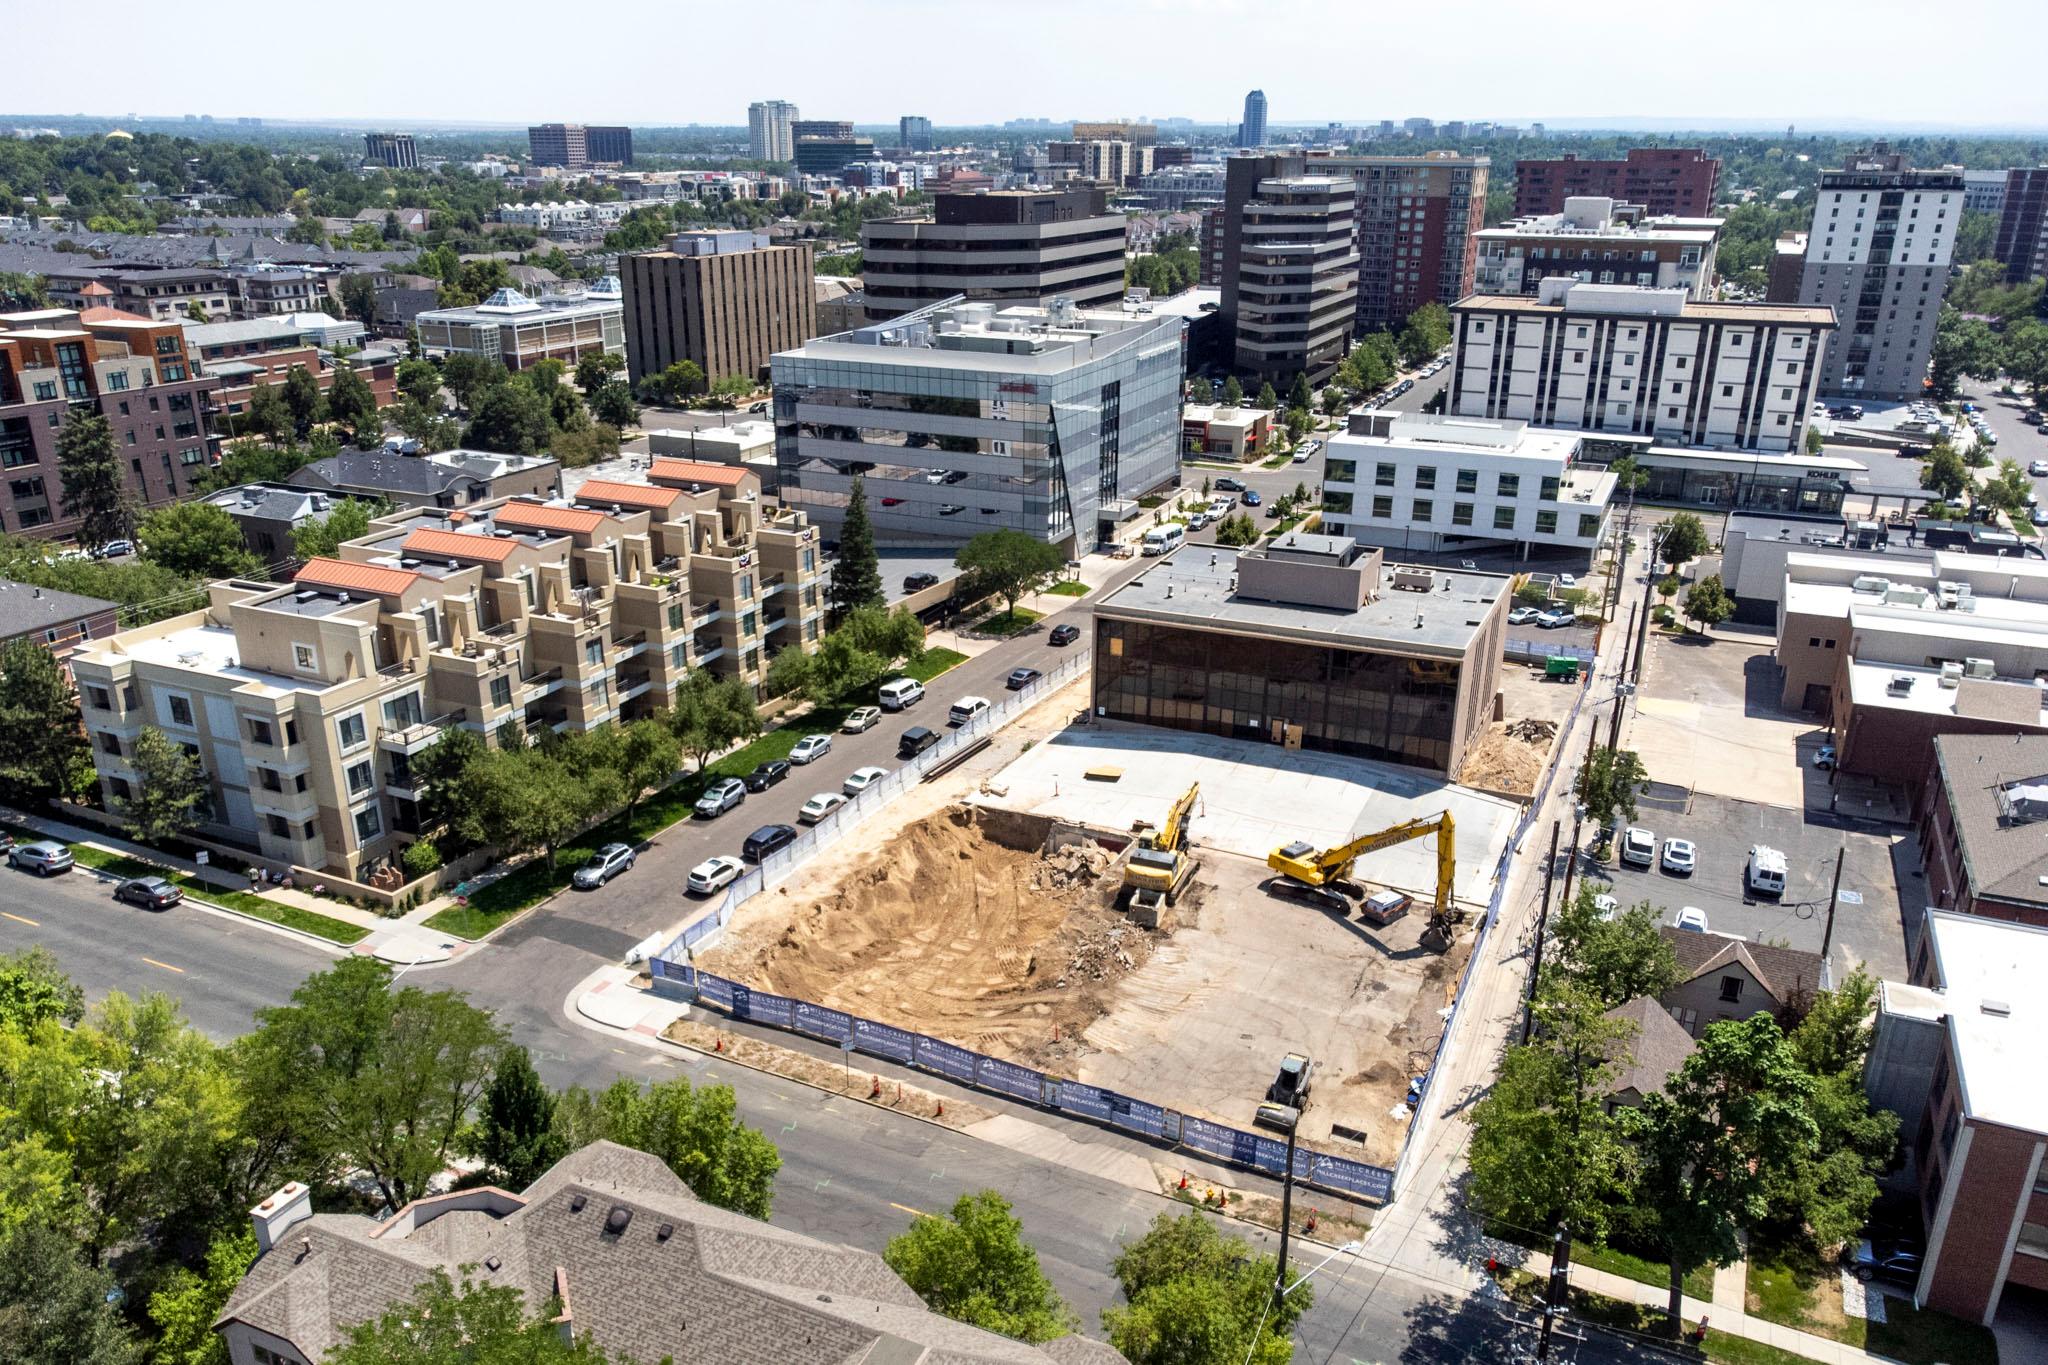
top-left (1804, 426), bottom-right (1826, 456)
top-left (0, 946), bottom-right (85, 1031)
top-left (411, 725), bottom-right (488, 844)
top-left (574, 349), bottom-right (625, 395)
top-left (1681, 574), bottom-right (1735, 635)
top-left (292, 497), bottom-right (382, 562)
top-left (325, 365), bottom-right (380, 446)
top-left (146, 1227), bottom-right (256, 1365)
top-left (236, 958), bottom-right (504, 1213)
top-left (956, 529), bottom-right (1065, 621)
top-left (1920, 441), bottom-right (1969, 501)
top-left (2004, 318), bottom-right (2048, 398)
top-left (1215, 513), bottom-right (1259, 547)
top-left (1572, 744), bottom-right (1651, 841)
top-left (466, 745), bottom-right (594, 870)
top-left (1545, 889), bottom-right (1681, 1008)
top-left (283, 215), bottom-right (326, 247)
top-left (1287, 372), bottom-right (1314, 413)
top-left (885, 1190), bottom-right (1074, 1343)
top-left (589, 380), bottom-right (637, 428)
top-left (658, 359), bottom-right (705, 405)
top-left (666, 672), bottom-right (761, 773)
top-left (1398, 302), bottom-right (1453, 366)
top-left (1622, 1013), bottom-right (1816, 1333)
top-left (771, 604), bottom-right (924, 706)
top-left (1764, 971), bottom-right (1897, 1253)
top-left (466, 380), bottom-right (554, 455)
top-left (56, 412), bottom-right (134, 549)
top-left (1468, 984), bottom-right (1636, 1247)
top-left (604, 717), bottom-right (682, 818)
top-left (475, 1046), bottom-right (565, 1191)
top-left (1220, 375), bottom-right (1244, 407)
top-left (394, 357), bottom-right (443, 409)
top-left (136, 502), bottom-right (261, 579)
top-left (1981, 458), bottom-right (2034, 519)
top-left (828, 475), bottom-right (885, 628)
top-left (182, 300), bottom-right (208, 324)
top-left (1187, 377), bottom-right (1213, 404)
top-left (124, 726), bottom-right (207, 844)
top-left (1255, 380), bottom-right (1279, 412)
top-left (243, 381), bottom-right (290, 443)
top-left (279, 364), bottom-right (325, 440)
top-left (325, 1271), bottom-right (616, 1365)
top-left (0, 1221), bottom-right (138, 1365)
top-left (553, 1076), bottom-right (781, 1218)
top-left (1103, 1210), bottom-right (1305, 1365)
top-left (1656, 511), bottom-right (1709, 571)
top-left (0, 272), bottom-right (49, 310)
top-left (337, 273), bottom-right (378, 325)
top-left (0, 637), bottom-right (90, 801)
top-left (441, 353), bottom-right (506, 412)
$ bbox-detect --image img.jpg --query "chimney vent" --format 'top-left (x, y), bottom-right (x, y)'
top-left (249, 1180), bottom-right (313, 1253)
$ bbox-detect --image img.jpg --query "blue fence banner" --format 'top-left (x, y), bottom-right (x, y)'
top-left (978, 1056), bottom-right (1048, 1105)
top-left (792, 1000), bottom-right (853, 1045)
top-left (1305, 1153), bottom-right (1395, 1202)
top-left (852, 1017), bottom-right (917, 1065)
top-left (912, 1034), bottom-right (981, 1087)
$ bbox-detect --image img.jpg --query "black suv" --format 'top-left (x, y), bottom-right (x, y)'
top-left (904, 571), bottom-right (940, 591)
top-left (1048, 623), bottom-right (1081, 646)
top-left (898, 726), bottom-right (940, 758)
top-left (743, 759), bottom-right (791, 792)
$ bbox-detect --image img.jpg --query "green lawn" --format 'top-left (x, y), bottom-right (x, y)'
top-left (1044, 580), bottom-right (1090, 597)
top-left (425, 647), bottom-right (972, 939)
top-left (1260, 453), bottom-right (1293, 469)
top-left (1502, 1270), bottom-right (1810, 1365)
top-left (3, 820), bottom-right (367, 945)
top-left (1746, 1243), bottom-right (1997, 1363)
top-left (1485, 1221), bottom-right (1710, 1301)
top-left (975, 609), bottom-right (1043, 638)
top-left (1867, 1298), bottom-right (2000, 1364)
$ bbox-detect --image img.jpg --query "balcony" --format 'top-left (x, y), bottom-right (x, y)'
top-left (763, 612), bottom-right (791, 635)
top-left (379, 708), bottom-right (465, 754)
top-left (615, 667), bottom-right (653, 702)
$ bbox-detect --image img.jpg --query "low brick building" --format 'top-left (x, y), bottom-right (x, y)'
top-left (1915, 733), bottom-right (2048, 929)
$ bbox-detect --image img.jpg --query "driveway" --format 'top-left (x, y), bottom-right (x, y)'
top-left (1625, 629), bottom-right (1812, 809)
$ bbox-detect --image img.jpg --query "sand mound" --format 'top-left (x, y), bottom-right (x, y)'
top-left (1457, 718), bottom-right (1555, 795)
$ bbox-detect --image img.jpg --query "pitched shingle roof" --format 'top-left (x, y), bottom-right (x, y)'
top-left (0, 579), bottom-right (118, 642)
top-left (1658, 928), bottom-right (1823, 1006)
top-left (1602, 996), bottom-right (1699, 1100)
top-left (294, 558), bottom-right (420, 598)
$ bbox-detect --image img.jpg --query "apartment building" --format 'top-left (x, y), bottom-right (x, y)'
top-left (1127, 165), bottom-right (1227, 213)
top-left (50, 267), bottom-right (239, 322)
top-left (1310, 151), bottom-right (1487, 333)
top-left (1449, 280), bottom-right (1834, 454)
top-left (1775, 551), bottom-right (2048, 782)
top-left (620, 231), bottom-right (816, 389)
top-left (1048, 140), bottom-right (1155, 187)
top-left (771, 296), bottom-right (1185, 553)
top-left (1217, 155), bottom-right (1358, 382)
top-left (1320, 411), bottom-right (1614, 562)
top-left (1510, 148), bottom-right (1722, 219)
top-left (1993, 167), bottom-right (2048, 286)
top-left (748, 101), bottom-right (798, 161)
top-left (415, 281), bottom-right (624, 372)
top-left (362, 133), bottom-right (417, 170)
top-left (71, 483), bottom-right (821, 881)
top-left (527, 123), bottom-right (632, 170)
top-left (1473, 197), bottom-right (1723, 300)
top-left (1074, 121), bottom-right (1158, 146)
top-left (860, 188), bottom-right (1126, 319)
top-left (0, 306), bottom-right (215, 537)
top-left (898, 115), bottom-right (933, 151)
top-left (1797, 147), bottom-right (1963, 399)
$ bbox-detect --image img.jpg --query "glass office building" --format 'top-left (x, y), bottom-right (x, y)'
top-left (771, 297), bottom-right (1184, 551)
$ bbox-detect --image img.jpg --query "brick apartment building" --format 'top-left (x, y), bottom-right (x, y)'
top-left (1310, 152), bottom-right (1488, 333)
top-left (1915, 733), bottom-right (2048, 928)
top-left (1510, 148), bottom-right (1723, 219)
top-left (1993, 166), bottom-right (2048, 286)
top-left (0, 305), bottom-right (217, 538)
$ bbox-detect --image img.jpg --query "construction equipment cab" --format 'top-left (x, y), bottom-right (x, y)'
top-left (1122, 782), bottom-right (1200, 914)
top-left (1745, 845), bottom-right (1787, 897)
top-left (1267, 811), bottom-right (1460, 949)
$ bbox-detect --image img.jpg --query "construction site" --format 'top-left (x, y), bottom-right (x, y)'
top-left (697, 678), bottom-right (1526, 1168)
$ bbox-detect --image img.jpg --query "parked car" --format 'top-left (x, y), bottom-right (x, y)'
top-left (742, 823), bottom-right (798, 863)
top-left (687, 854), bottom-right (746, 895)
top-left (7, 840), bottom-right (72, 876)
top-left (798, 791), bottom-right (848, 824)
top-left (1850, 1240), bottom-right (1924, 1287)
top-left (948, 696), bottom-right (991, 725)
top-left (1660, 837), bottom-right (1696, 875)
top-left (1507, 605), bottom-right (1541, 625)
top-left (1006, 667), bottom-right (1043, 690)
top-left (904, 571), bottom-right (940, 591)
top-left (747, 401), bottom-right (769, 414)
top-left (1674, 906), bottom-right (1711, 933)
top-left (114, 876), bottom-right (182, 910)
top-left (694, 778), bottom-right (747, 818)
top-left (743, 759), bottom-right (791, 792)
top-left (94, 538), bottom-right (136, 559)
top-left (1556, 573), bottom-right (1578, 590)
top-left (1266, 1052), bottom-right (1314, 1107)
top-left (843, 765), bottom-right (889, 796)
top-left (1048, 623), bottom-right (1081, 646)
top-left (2032, 461), bottom-right (2048, 477)
top-left (1241, 489), bottom-right (1262, 507)
top-left (1620, 826), bottom-right (1656, 868)
top-left (1291, 447), bottom-right (1312, 464)
top-left (572, 842), bottom-right (636, 890)
top-left (1812, 744), bottom-right (1837, 770)
top-left (877, 677), bottom-right (925, 710)
top-left (788, 734), bottom-right (833, 765)
top-left (842, 705), bottom-right (882, 733)
top-left (1536, 608), bottom-right (1575, 629)
top-left (899, 725), bottom-right (941, 758)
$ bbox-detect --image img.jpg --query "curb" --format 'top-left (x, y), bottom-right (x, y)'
top-left (68, 862), bottom-right (351, 955)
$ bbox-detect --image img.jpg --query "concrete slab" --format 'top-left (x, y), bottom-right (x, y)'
top-left (369, 930), bottom-right (458, 966)
top-left (972, 721), bottom-right (1520, 907)
top-left (576, 972), bottom-right (691, 1035)
top-left (1629, 632), bottom-right (1810, 807)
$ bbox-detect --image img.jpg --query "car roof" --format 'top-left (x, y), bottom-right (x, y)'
top-left (747, 823), bottom-right (793, 840)
top-left (597, 843), bottom-right (630, 856)
top-left (26, 841), bottom-right (65, 853)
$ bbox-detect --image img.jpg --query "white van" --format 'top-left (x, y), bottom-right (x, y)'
top-left (1745, 845), bottom-right (1787, 897)
top-left (1141, 524), bottom-right (1186, 557)
top-left (948, 695), bottom-right (991, 726)
top-left (877, 677), bottom-right (925, 711)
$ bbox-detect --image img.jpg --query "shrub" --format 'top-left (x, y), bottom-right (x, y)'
top-left (401, 839), bottom-right (444, 879)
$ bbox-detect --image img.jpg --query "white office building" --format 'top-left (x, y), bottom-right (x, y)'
top-left (748, 100), bottom-right (798, 162)
top-left (1449, 280), bottom-right (1835, 454)
top-left (1321, 411), bottom-right (1615, 560)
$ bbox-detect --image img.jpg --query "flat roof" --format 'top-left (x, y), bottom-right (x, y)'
top-left (121, 623), bottom-right (323, 694)
top-left (1845, 659), bottom-right (2048, 724)
top-left (1931, 733), bottom-right (2048, 911)
top-left (1457, 292), bottom-right (1835, 326)
top-left (1924, 910), bottom-right (2048, 1135)
top-left (1096, 547), bottom-right (1506, 656)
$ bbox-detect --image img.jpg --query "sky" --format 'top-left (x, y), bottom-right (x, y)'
top-left (8, 0), bottom-right (2046, 132)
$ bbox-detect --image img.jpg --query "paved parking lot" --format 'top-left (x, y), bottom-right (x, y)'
top-left (1590, 793), bottom-right (1907, 983)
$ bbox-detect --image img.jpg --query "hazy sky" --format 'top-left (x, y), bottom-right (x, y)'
top-left (9, 0), bottom-right (2045, 130)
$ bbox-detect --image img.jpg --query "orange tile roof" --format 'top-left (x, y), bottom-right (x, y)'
top-left (295, 557), bottom-right (422, 598)
top-left (78, 306), bottom-right (155, 325)
top-left (78, 282), bottom-right (113, 297)
top-left (491, 501), bottom-right (605, 535)
top-left (401, 527), bottom-right (517, 563)
top-left (649, 458), bottom-right (748, 488)
top-left (573, 478), bottom-right (684, 513)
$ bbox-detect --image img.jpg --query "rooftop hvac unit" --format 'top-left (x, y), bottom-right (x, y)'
top-left (1851, 576), bottom-right (1890, 594)
top-left (1939, 661), bottom-right (1964, 688)
top-left (1887, 674), bottom-right (1915, 696)
top-left (1965, 658), bottom-right (1995, 679)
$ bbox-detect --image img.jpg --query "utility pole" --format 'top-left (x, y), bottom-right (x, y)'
top-left (1821, 845), bottom-right (1846, 964)
top-left (1273, 1114), bottom-right (1300, 1310)
top-left (1560, 724), bottom-right (1597, 910)
top-left (1608, 605), bottom-right (1637, 755)
top-left (1524, 820), bottom-right (1561, 1045)
top-left (1537, 1222), bottom-right (1571, 1359)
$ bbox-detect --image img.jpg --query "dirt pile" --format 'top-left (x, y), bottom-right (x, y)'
top-left (700, 806), bottom-right (1157, 1069)
top-left (1458, 717), bottom-right (1558, 795)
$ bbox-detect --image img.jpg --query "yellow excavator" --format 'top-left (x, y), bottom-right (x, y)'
top-left (1265, 811), bottom-right (1461, 950)
top-left (1122, 782), bottom-right (1200, 917)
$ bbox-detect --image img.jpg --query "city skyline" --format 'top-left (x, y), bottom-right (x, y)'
top-left (7, 0), bottom-right (2045, 131)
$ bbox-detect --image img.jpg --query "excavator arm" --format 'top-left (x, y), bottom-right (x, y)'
top-left (1267, 811), bottom-right (1460, 947)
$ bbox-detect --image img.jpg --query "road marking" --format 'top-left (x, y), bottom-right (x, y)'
top-left (889, 1201), bottom-right (930, 1219)
top-left (928, 1167), bottom-right (945, 1182)
top-left (781, 1121), bottom-right (798, 1135)
top-left (141, 957), bottom-right (184, 974)
top-left (1, 911), bottom-right (38, 927)
top-left (611, 1047), bottom-right (627, 1055)
top-left (814, 1177), bottom-right (831, 1192)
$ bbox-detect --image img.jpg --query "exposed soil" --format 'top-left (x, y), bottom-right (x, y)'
top-left (1458, 717), bottom-right (1556, 796)
top-left (698, 805), bottom-right (1161, 1070)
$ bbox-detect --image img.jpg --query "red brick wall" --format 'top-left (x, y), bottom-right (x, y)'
top-left (1926, 1118), bottom-right (2042, 1324)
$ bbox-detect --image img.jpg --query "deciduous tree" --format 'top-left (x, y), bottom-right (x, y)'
top-left (465, 380), bottom-right (554, 455)
top-left (325, 1271), bottom-right (616, 1364)
top-left (1920, 442), bottom-right (1969, 501)
top-left (574, 349), bottom-right (625, 395)
top-left (1103, 1210), bottom-right (1304, 1365)
top-left (0, 637), bottom-right (90, 801)
top-left (1572, 745), bottom-right (1651, 843)
top-left (1656, 512), bottom-right (1709, 571)
top-left (337, 273), bottom-right (378, 325)
top-left (146, 1226), bottom-right (256, 1365)
top-left (440, 353), bottom-right (505, 412)
top-left (475, 1045), bottom-right (564, 1191)
top-left (136, 502), bottom-right (261, 579)
top-left (394, 357), bottom-right (442, 409)
top-left (292, 496), bottom-right (383, 562)
top-left (1220, 375), bottom-right (1244, 407)
top-left (955, 529), bottom-right (1065, 621)
top-left (885, 1190), bottom-right (1074, 1343)
top-left (589, 380), bottom-right (637, 428)
top-left (666, 672), bottom-right (761, 773)
top-left (1681, 574), bottom-right (1735, 635)
top-left (0, 1221), bottom-right (138, 1365)
top-left (243, 381), bottom-right (291, 442)
top-left (552, 1076), bottom-right (780, 1219)
top-left (280, 365), bottom-right (324, 440)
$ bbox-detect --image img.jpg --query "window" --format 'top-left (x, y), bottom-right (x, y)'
top-left (336, 713), bottom-right (367, 749)
top-left (32, 381), bottom-right (56, 402)
top-left (1719, 975), bottom-right (1744, 1003)
top-left (1451, 502), bottom-right (1474, 527)
top-left (97, 731), bottom-right (122, 756)
top-left (1375, 462), bottom-right (1396, 487)
top-left (1496, 472), bottom-right (1519, 498)
top-left (490, 675), bottom-right (513, 709)
top-left (293, 643), bottom-right (317, 672)
top-left (248, 718), bottom-right (274, 746)
top-left (106, 370), bottom-right (128, 392)
top-left (1412, 498), bottom-right (1433, 522)
top-left (1372, 495), bottom-right (1394, 518)
top-left (1493, 506), bottom-right (1516, 531)
top-left (1413, 465), bottom-right (1435, 490)
top-left (85, 684), bottom-right (112, 711)
top-left (382, 692), bottom-right (423, 730)
top-left (667, 602), bottom-right (685, 630)
top-left (260, 768), bottom-right (282, 792)
top-left (266, 814), bottom-right (290, 839)
top-left (1455, 469), bottom-right (1477, 494)
top-left (671, 642), bottom-right (687, 667)
top-left (1721, 385), bottom-right (1734, 398)
top-left (166, 695), bottom-right (194, 727)
top-left (346, 761), bottom-right (374, 795)
top-left (1578, 513), bottom-right (1599, 539)
top-left (353, 804), bottom-right (382, 842)
top-left (584, 638), bottom-right (604, 666)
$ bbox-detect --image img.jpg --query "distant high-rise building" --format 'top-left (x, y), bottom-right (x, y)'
top-left (791, 122), bottom-right (875, 177)
top-left (1313, 151), bottom-right (1488, 333)
top-left (1994, 168), bottom-right (2048, 285)
top-left (1219, 154), bottom-right (1358, 381)
top-left (1403, 118), bottom-right (1435, 138)
top-left (362, 132), bottom-right (417, 170)
top-left (1072, 121), bottom-right (1157, 146)
top-left (1961, 169), bottom-right (2010, 217)
top-left (1238, 91), bottom-right (1267, 148)
top-left (1047, 140), bottom-right (1154, 187)
top-left (586, 126), bottom-right (633, 166)
top-left (1511, 148), bottom-right (1722, 218)
top-left (899, 116), bottom-right (933, 151)
top-left (1797, 144), bottom-right (1963, 398)
top-left (749, 100), bottom-right (798, 161)
top-left (526, 124), bottom-right (632, 171)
